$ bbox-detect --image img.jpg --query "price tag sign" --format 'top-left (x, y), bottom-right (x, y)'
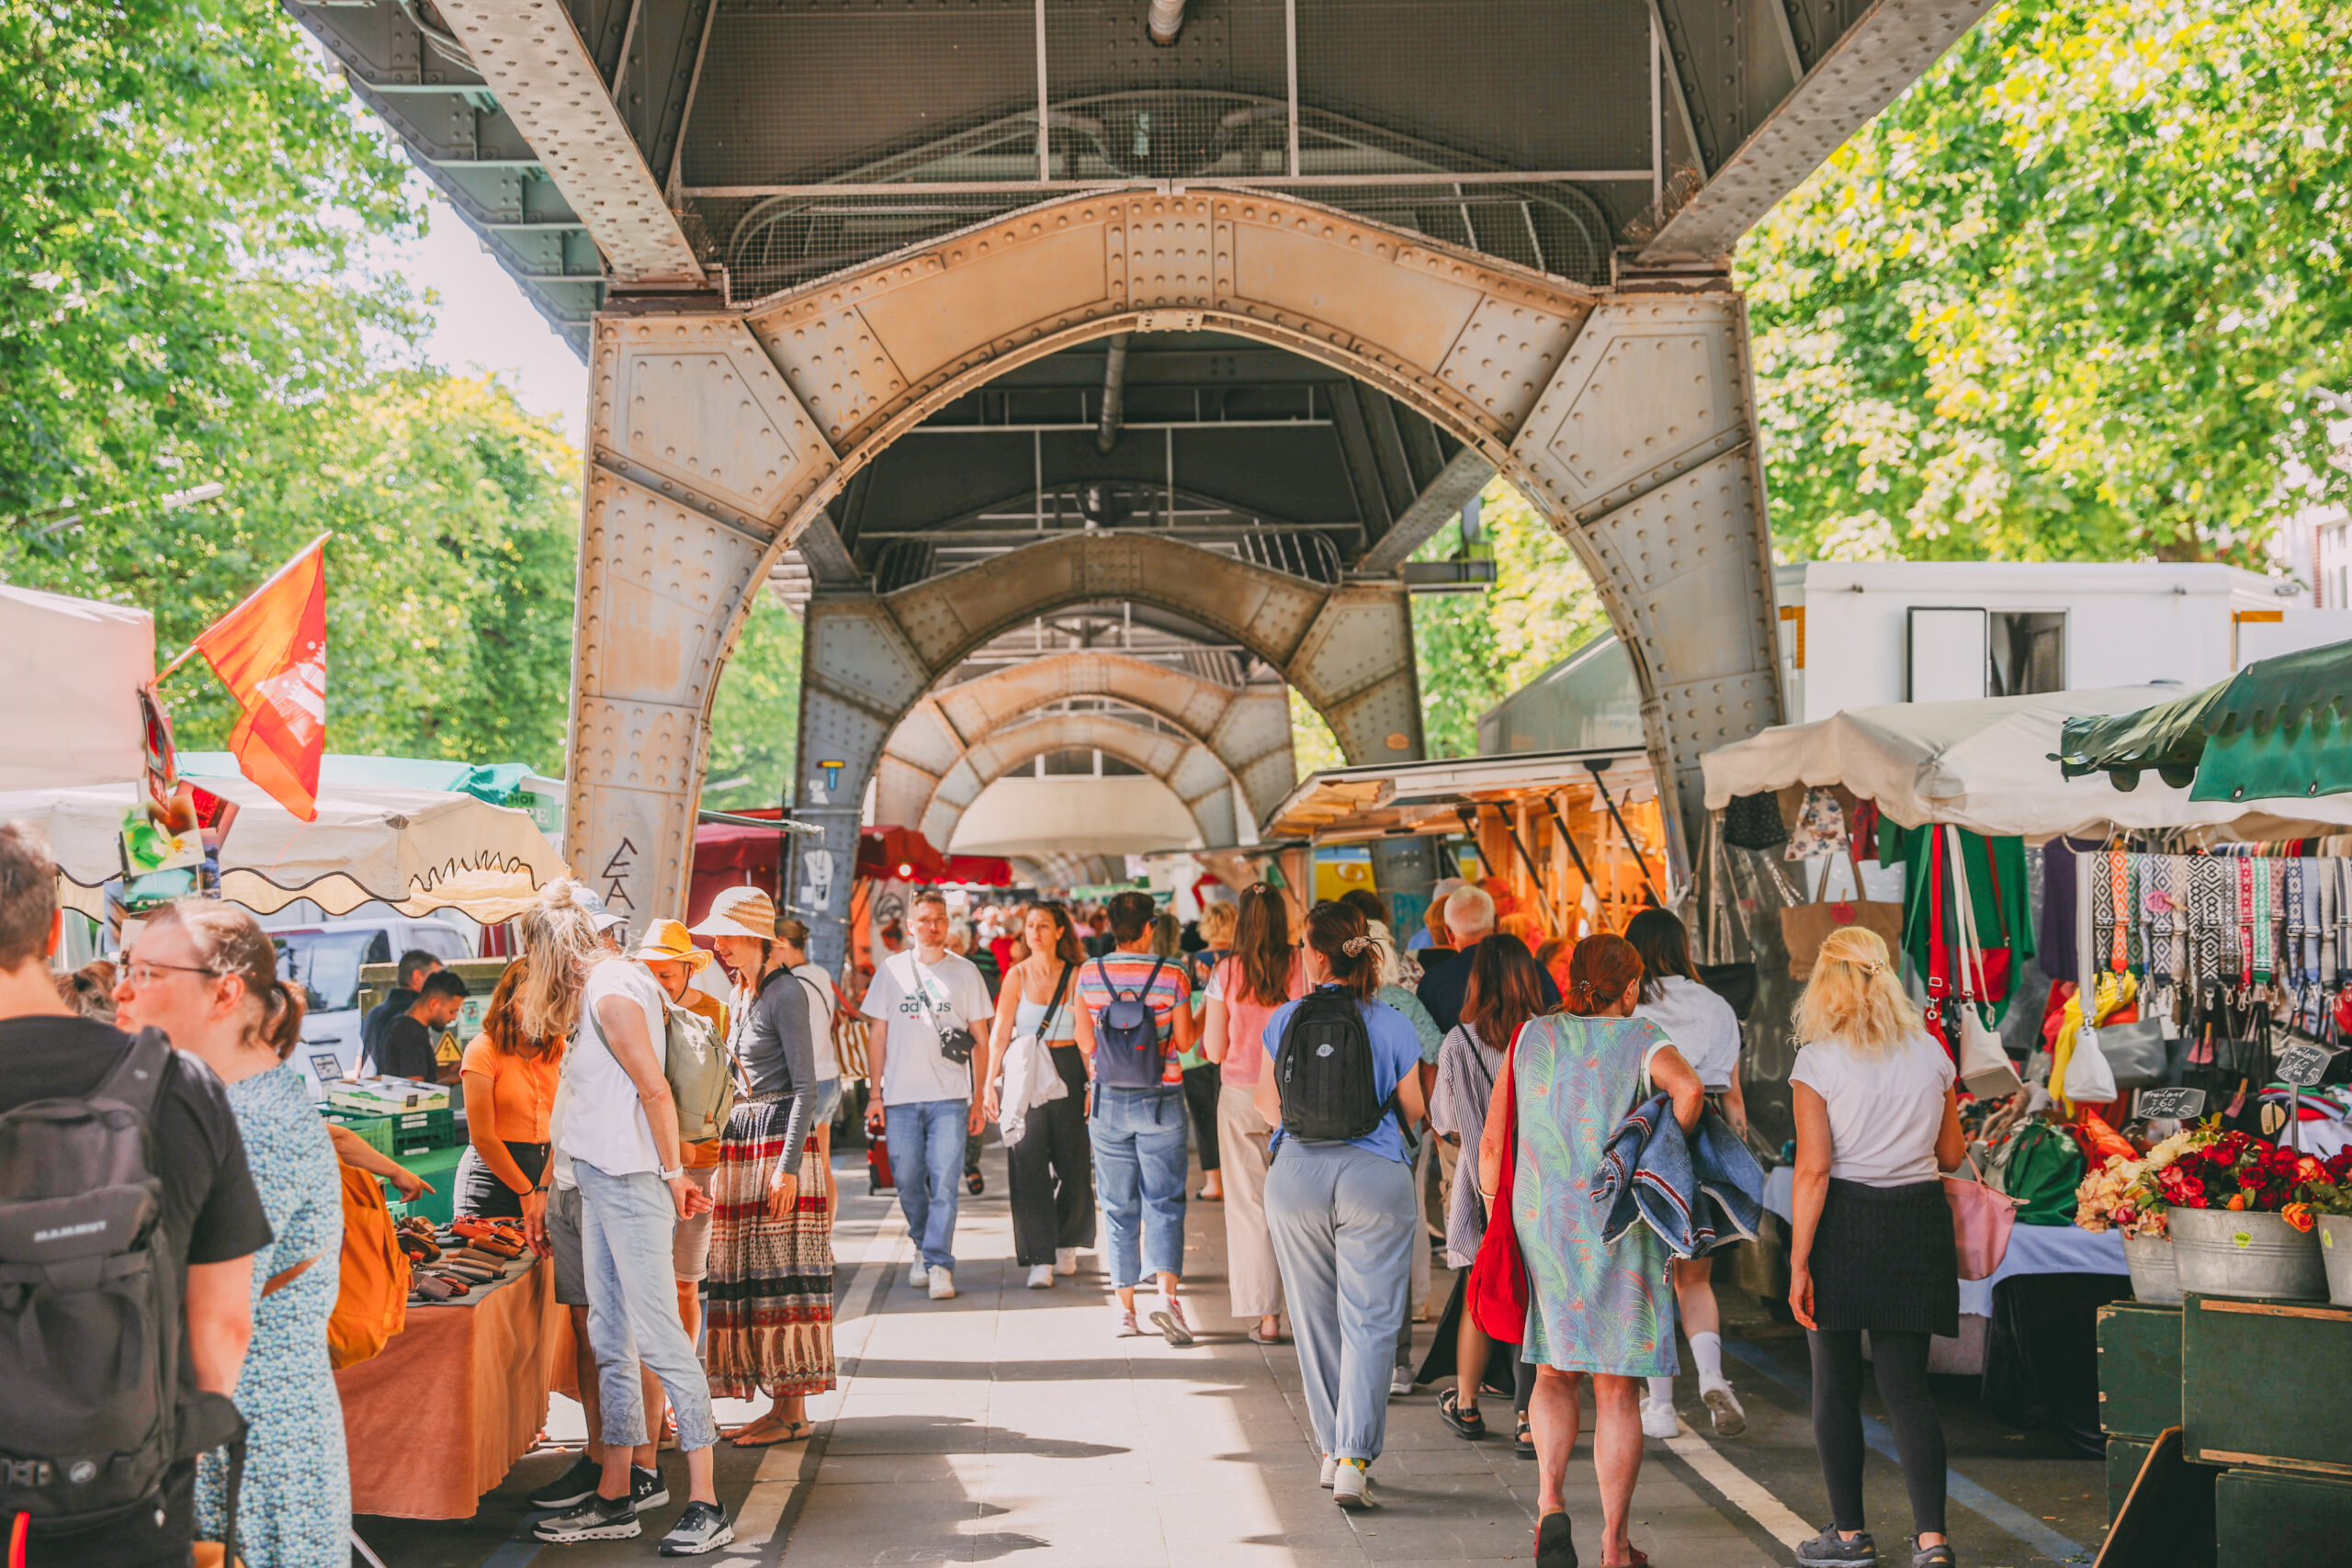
top-left (2276, 1042), bottom-right (2342, 1089)
top-left (2135, 1086), bottom-right (2207, 1121)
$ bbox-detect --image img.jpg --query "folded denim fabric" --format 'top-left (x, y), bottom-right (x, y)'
top-left (1589, 1093), bottom-right (1765, 1258)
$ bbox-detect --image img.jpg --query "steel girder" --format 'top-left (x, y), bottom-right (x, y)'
top-left (906, 709), bottom-right (1241, 856)
top-left (564, 190), bottom-right (1781, 955)
top-left (875, 652), bottom-right (1295, 837)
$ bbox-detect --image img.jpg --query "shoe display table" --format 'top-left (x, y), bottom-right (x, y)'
top-left (337, 1253), bottom-right (565, 1518)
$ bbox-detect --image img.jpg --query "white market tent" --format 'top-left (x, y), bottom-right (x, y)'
top-left (1701, 686), bottom-right (2352, 841)
top-left (0, 773), bottom-right (571, 923)
top-left (0, 583), bottom-right (154, 790)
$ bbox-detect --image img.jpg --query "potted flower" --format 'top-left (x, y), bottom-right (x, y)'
top-left (2156, 1131), bottom-right (2330, 1301)
top-left (2297, 1148), bottom-right (2352, 1307)
top-left (2075, 1126), bottom-right (2210, 1303)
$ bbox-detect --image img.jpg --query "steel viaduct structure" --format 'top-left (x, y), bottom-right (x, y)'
top-left (295, 0), bottom-right (1996, 964)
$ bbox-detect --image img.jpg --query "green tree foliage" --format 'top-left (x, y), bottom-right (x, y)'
top-left (1740, 0), bottom-right (2352, 565)
top-left (703, 592), bottom-right (805, 812)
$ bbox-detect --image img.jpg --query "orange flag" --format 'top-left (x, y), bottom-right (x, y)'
top-left (191, 536), bottom-right (329, 821)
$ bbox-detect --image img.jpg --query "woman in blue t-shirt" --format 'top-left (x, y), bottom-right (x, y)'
top-left (1251, 900), bottom-right (1429, 1511)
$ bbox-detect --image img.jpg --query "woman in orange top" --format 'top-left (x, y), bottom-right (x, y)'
top-left (453, 964), bottom-right (564, 1221)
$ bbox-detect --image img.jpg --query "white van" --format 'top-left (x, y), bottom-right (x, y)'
top-left (266, 915), bottom-right (476, 1091)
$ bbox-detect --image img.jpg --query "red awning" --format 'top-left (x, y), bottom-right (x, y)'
top-left (853, 825), bottom-right (1012, 887)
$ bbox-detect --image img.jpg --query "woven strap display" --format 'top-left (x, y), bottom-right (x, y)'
top-left (2108, 850), bottom-right (2132, 973)
top-left (2189, 856), bottom-right (2228, 1002)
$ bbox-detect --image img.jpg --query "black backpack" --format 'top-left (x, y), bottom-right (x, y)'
top-left (1089, 958), bottom-right (1168, 1090)
top-left (1273, 987), bottom-right (1397, 1142)
top-left (0, 1030), bottom-right (247, 1557)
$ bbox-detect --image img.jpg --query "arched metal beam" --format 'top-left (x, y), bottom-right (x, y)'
top-left (565, 189), bottom-right (1781, 956)
top-left (876, 652), bottom-right (1295, 835)
top-left (915, 710), bottom-right (1238, 854)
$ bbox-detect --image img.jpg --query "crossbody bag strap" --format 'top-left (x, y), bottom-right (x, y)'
top-left (1037, 959), bottom-right (1073, 1040)
top-left (900, 950), bottom-right (961, 1041)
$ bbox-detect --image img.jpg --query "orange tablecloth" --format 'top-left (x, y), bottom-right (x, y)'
top-left (336, 1256), bottom-right (565, 1518)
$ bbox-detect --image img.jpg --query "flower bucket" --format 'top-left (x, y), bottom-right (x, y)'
top-left (2122, 1233), bottom-right (2182, 1305)
top-left (2322, 1215), bottom-right (2352, 1309)
top-left (2170, 1208), bottom-right (2326, 1302)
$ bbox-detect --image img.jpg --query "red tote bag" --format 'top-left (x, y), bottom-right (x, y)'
top-left (1465, 1044), bottom-right (1529, 1344)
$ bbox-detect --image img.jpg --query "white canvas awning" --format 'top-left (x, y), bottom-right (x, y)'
top-left (0, 584), bottom-right (155, 790)
top-left (1701, 687), bottom-right (2352, 840)
top-left (0, 774), bottom-right (571, 922)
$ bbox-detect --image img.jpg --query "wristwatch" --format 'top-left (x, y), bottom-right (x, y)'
top-left (658, 1164), bottom-right (684, 1181)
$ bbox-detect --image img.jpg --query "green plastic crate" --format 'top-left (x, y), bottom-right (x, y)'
top-left (322, 1111), bottom-right (393, 1159)
top-left (383, 1144), bottom-right (467, 1228)
top-left (2098, 1299), bottom-right (2183, 1440)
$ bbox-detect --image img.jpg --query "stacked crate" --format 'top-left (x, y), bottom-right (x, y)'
top-left (2181, 1294), bottom-right (2352, 1564)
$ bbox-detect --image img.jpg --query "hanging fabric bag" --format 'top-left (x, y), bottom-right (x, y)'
top-left (1781, 835), bottom-right (1905, 983)
top-left (1948, 826), bottom-right (2024, 1100)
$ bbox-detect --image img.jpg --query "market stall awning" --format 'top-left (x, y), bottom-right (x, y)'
top-left (1262, 748), bottom-right (1652, 842)
top-left (0, 584), bottom-right (155, 790)
top-left (2, 774), bottom-right (571, 921)
top-left (1702, 685), bottom-right (2352, 840)
top-left (853, 825), bottom-right (1013, 887)
top-left (2055, 638), bottom-right (2352, 804)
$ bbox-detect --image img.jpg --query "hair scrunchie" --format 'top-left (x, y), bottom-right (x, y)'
top-left (1340, 934), bottom-right (1372, 955)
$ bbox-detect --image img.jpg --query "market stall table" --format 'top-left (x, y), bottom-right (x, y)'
top-left (336, 1253), bottom-right (564, 1518)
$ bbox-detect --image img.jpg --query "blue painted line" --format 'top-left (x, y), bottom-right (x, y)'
top-left (1722, 1337), bottom-right (2088, 1564)
top-left (480, 1540), bottom-right (541, 1568)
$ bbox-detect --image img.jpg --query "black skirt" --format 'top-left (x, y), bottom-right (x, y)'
top-left (453, 1139), bottom-right (549, 1221)
top-left (1810, 1177), bottom-right (1960, 1338)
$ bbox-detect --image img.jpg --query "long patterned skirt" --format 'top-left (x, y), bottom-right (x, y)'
top-left (705, 1095), bottom-right (836, 1399)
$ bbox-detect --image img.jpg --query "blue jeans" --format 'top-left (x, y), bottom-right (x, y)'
top-left (573, 1159), bottom-right (719, 1453)
top-left (886, 1099), bottom-right (970, 1271)
top-left (1089, 1084), bottom-right (1188, 1289)
top-left (1264, 1141), bottom-right (1416, 1461)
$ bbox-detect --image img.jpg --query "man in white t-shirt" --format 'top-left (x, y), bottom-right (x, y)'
top-left (862, 889), bottom-right (992, 1299)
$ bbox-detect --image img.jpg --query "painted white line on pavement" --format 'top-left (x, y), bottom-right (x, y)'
top-left (724, 1172), bottom-right (908, 1558)
top-left (1666, 1417), bottom-right (1816, 1551)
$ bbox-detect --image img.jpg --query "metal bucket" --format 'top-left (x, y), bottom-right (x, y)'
top-left (2322, 1214), bottom-right (2352, 1308)
top-left (2124, 1233), bottom-right (2183, 1304)
top-left (2170, 1207), bottom-right (2327, 1301)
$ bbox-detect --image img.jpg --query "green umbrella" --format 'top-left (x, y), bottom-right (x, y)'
top-left (2055, 638), bottom-right (2352, 803)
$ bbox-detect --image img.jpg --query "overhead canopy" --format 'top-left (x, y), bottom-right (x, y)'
top-left (2, 774), bottom-right (571, 922)
top-left (2055, 639), bottom-right (2352, 804)
top-left (1263, 748), bottom-right (1653, 843)
top-left (0, 584), bottom-right (154, 790)
top-left (1702, 686), bottom-right (2352, 840)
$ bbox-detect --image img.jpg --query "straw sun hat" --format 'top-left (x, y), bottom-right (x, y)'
top-left (687, 886), bottom-right (777, 943)
top-left (630, 918), bottom-right (713, 972)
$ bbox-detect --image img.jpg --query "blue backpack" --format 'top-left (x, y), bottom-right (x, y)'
top-left (1091, 958), bottom-right (1168, 1089)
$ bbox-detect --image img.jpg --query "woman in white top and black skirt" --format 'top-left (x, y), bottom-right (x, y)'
top-left (1787, 926), bottom-right (1966, 1568)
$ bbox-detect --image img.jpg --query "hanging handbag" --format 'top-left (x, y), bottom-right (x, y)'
top-left (2084, 1018), bottom-right (2168, 1091)
top-left (1723, 790), bottom-right (1790, 852)
top-left (1465, 1041), bottom-right (1531, 1344)
top-left (1697, 811), bottom-right (1759, 1019)
top-left (1942, 1148), bottom-right (2019, 1281)
top-left (1781, 836), bottom-right (1904, 982)
top-left (1949, 828), bottom-right (2024, 1099)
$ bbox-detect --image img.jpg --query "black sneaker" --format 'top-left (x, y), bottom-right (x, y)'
top-left (526, 1452), bottom-right (602, 1511)
top-left (631, 1464), bottom-right (670, 1513)
top-left (659, 1500), bottom-right (736, 1556)
top-left (1797, 1525), bottom-right (1880, 1566)
top-left (531, 1491), bottom-right (640, 1543)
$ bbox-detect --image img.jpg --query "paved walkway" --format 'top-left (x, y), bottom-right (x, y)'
top-left (361, 1139), bottom-right (2107, 1566)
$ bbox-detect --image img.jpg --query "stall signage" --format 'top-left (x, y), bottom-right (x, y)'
top-left (2135, 1086), bottom-right (2207, 1120)
top-left (2275, 1042), bottom-right (2342, 1089)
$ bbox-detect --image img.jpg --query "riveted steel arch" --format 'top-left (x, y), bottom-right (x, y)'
top-left (565, 188), bottom-right (1781, 938)
top-left (909, 709), bottom-right (1242, 858)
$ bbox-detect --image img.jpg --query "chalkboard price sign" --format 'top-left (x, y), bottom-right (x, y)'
top-left (2275, 1042), bottom-right (2342, 1089)
top-left (2135, 1086), bottom-right (2207, 1121)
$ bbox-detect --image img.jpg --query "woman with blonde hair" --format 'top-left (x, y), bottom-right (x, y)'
top-left (1478, 932), bottom-right (1703, 1568)
top-left (1786, 926), bottom-right (1964, 1568)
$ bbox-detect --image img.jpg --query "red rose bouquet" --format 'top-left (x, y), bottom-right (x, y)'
top-left (2154, 1131), bottom-right (2326, 1230)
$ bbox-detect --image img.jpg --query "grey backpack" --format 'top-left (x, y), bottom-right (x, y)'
top-left (0, 1029), bottom-right (247, 1556)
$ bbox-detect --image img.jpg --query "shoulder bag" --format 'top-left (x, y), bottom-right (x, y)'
top-left (900, 951), bottom-right (978, 1065)
top-left (1464, 1035), bottom-right (1530, 1343)
top-left (1949, 826), bottom-right (2025, 1099)
top-left (1942, 1148), bottom-right (2019, 1281)
top-left (1781, 835), bottom-right (1903, 982)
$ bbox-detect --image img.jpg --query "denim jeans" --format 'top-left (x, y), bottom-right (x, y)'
top-left (1264, 1141), bottom-right (1416, 1461)
top-left (573, 1159), bottom-right (719, 1453)
top-left (1089, 1084), bottom-right (1188, 1289)
top-left (886, 1098), bottom-right (970, 1271)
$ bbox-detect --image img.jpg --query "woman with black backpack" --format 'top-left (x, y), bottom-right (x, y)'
top-left (1251, 901), bottom-right (1429, 1511)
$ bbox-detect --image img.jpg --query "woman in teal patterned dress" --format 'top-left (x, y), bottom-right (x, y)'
top-left (1479, 933), bottom-right (1704, 1568)
top-left (116, 904), bottom-right (349, 1568)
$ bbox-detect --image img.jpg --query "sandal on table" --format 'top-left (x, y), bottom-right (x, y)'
top-left (1437, 1387), bottom-right (1487, 1439)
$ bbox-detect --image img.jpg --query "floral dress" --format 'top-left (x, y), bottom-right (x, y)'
top-left (1510, 1014), bottom-right (1679, 1377)
top-left (197, 1063), bottom-right (348, 1568)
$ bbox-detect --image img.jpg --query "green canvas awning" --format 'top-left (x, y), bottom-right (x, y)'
top-left (2055, 639), bottom-right (2352, 803)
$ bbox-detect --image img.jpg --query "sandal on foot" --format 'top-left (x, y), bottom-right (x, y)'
top-left (1514, 1417), bottom-right (1536, 1460)
top-left (1245, 1324), bottom-right (1285, 1345)
top-left (1437, 1386), bottom-right (1487, 1439)
top-left (729, 1419), bottom-right (812, 1448)
top-left (1536, 1509), bottom-right (1577, 1568)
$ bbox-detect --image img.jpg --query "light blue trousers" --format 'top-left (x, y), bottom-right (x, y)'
top-left (1088, 1084), bottom-right (1190, 1288)
top-left (574, 1159), bottom-right (719, 1453)
top-left (886, 1098), bottom-right (970, 1271)
top-left (1264, 1141), bottom-right (1417, 1462)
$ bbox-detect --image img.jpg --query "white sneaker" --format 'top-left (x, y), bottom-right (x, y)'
top-left (1331, 1461), bottom-right (1374, 1509)
top-left (1701, 1377), bottom-right (1747, 1438)
top-left (1318, 1452), bottom-right (1339, 1489)
top-left (1148, 1293), bottom-right (1194, 1347)
top-left (927, 1266), bottom-right (956, 1300)
top-left (1055, 1247), bottom-right (1078, 1276)
top-left (1389, 1365), bottom-right (1414, 1397)
top-left (1112, 1303), bottom-right (1142, 1337)
top-left (1640, 1397), bottom-right (1680, 1440)
top-left (907, 1259), bottom-right (929, 1290)
top-left (1025, 1264), bottom-right (1056, 1289)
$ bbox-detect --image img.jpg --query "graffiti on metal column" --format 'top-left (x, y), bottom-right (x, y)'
top-left (600, 838), bottom-right (637, 908)
top-left (798, 847), bottom-right (835, 912)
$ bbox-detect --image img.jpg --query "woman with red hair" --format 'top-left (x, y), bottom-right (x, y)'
top-left (1478, 933), bottom-right (1704, 1568)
